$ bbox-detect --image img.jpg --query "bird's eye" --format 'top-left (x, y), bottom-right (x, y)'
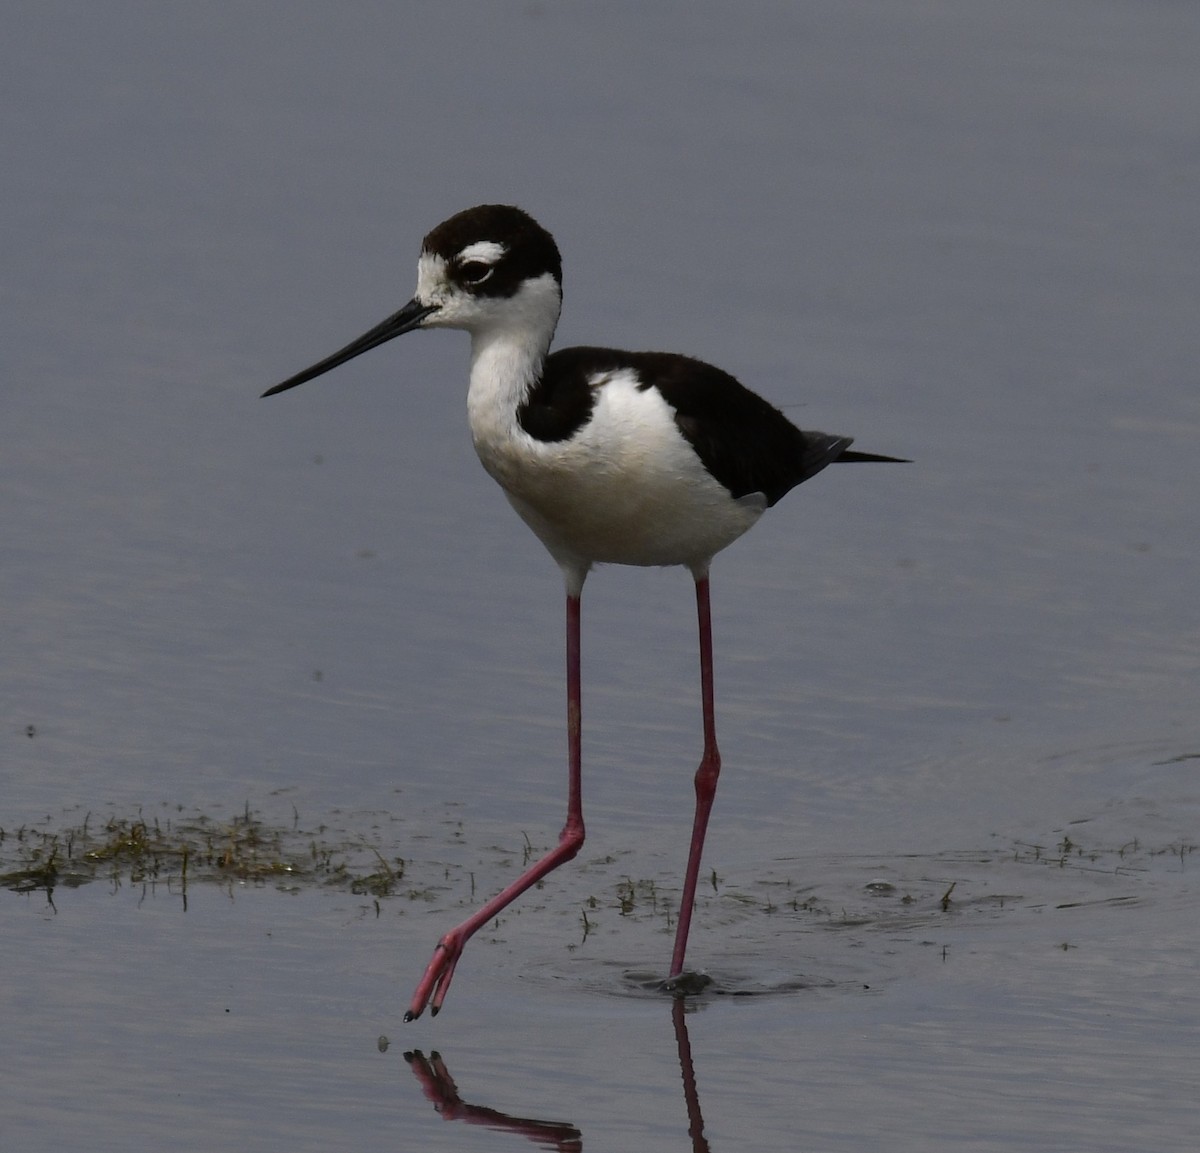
top-left (458, 260), bottom-right (493, 285)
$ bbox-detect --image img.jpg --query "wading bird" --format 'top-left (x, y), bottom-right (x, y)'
top-left (263, 205), bottom-right (905, 1019)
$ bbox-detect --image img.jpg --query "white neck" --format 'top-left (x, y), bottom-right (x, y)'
top-left (465, 274), bottom-right (561, 448)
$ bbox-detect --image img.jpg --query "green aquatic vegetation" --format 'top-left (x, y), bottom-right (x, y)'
top-left (0, 807), bottom-right (407, 900)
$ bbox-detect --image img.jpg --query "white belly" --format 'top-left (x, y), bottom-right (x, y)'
top-left (470, 371), bottom-right (765, 574)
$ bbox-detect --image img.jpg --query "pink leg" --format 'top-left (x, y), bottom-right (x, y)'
top-left (406, 594), bottom-right (585, 1020)
top-left (669, 575), bottom-right (721, 978)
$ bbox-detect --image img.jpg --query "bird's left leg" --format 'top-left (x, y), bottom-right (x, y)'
top-left (405, 593), bottom-right (586, 1019)
top-left (669, 573), bottom-right (722, 978)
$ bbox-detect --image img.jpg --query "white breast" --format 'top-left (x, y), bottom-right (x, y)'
top-left (469, 366), bottom-right (766, 580)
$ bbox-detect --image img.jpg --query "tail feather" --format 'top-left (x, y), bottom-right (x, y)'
top-left (775, 434), bottom-right (908, 505)
top-left (837, 449), bottom-right (911, 464)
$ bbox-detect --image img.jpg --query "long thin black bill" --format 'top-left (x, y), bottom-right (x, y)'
top-left (262, 298), bottom-right (439, 397)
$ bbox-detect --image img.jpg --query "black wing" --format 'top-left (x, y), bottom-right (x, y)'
top-left (625, 350), bottom-right (851, 506)
top-left (528, 347), bottom-right (905, 504)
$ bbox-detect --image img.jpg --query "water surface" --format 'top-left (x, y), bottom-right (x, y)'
top-left (3, 3), bottom-right (1198, 1149)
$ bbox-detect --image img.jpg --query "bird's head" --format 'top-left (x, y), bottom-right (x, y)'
top-left (262, 204), bottom-right (562, 398)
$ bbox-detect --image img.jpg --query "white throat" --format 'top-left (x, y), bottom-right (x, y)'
top-left (464, 272), bottom-right (561, 450)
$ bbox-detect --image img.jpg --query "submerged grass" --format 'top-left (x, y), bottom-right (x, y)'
top-left (4, 800), bottom-right (1193, 961)
top-left (0, 805), bottom-right (407, 903)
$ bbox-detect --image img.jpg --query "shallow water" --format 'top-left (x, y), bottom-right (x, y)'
top-left (3, 2), bottom-right (1199, 1149)
top-left (3, 785), bottom-right (1196, 1151)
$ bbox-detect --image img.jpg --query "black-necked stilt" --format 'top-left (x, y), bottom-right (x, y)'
top-left (264, 205), bottom-right (906, 1019)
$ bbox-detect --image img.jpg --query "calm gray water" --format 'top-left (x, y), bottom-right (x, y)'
top-left (3, 3), bottom-right (1198, 1150)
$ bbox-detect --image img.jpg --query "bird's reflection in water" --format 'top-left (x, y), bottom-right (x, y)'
top-left (403, 996), bottom-right (713, 1151)
top-left (404, 1049), bottom-right (583, 1152)
top-left (671, 996), bottom-right (712, 1153)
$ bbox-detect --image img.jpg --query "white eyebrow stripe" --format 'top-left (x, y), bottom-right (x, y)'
top-left (457, 240), bottom-right (507, 264)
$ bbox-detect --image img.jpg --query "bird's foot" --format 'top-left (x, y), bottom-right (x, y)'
top-left (405, 933), bottom-right (465, 1021)
top-left (659, 970), bottom-right (714, 997)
